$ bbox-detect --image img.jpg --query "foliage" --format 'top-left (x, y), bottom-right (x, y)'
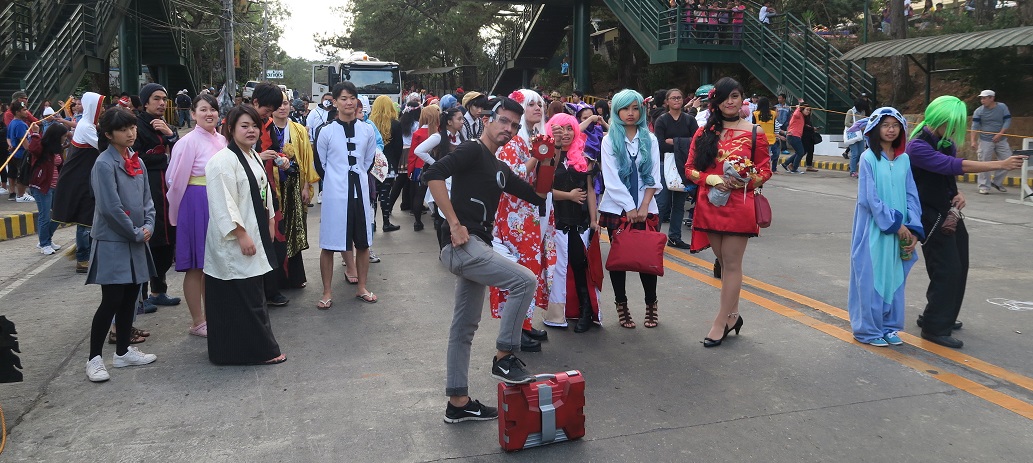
top-left (316, 0), bottom-right (509, 73)
top-left (777, 0), bottom-right (867, 28)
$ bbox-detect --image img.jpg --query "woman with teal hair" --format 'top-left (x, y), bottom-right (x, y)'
top-left (597, 89), bottom-right (662, 329)
top-left (847, 107), bottom-right (923, 347)
top-left (905, 95), bottom-right (1026, 349)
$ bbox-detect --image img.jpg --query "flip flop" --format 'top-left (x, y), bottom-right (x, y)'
top-left (317, 298), bottom-right (333, 310)
top-left (264, 355), bottom-right (287, 365)
top-left (356, 292), bottom-right (377, 304)
top-left (346, 275), bottom-right (358, 284)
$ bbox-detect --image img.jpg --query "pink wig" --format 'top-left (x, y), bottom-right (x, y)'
top-left (546, 113), bottom-right (588, 173)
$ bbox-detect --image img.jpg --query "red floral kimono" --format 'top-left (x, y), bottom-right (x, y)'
top-left (685, 126), bottom-right (772, 252)
top-left (490, 135), bottom-right (553, 320)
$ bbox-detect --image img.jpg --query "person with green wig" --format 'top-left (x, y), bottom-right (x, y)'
top-left (904, 95), bottom-right (1026, 349)
top-left (597, 88), bottom-right (662, 329)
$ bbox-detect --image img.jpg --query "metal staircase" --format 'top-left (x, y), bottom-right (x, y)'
top-left (487, 2), bottom-right (573, 95)
top-left (0, 0), bottom-right (198, 107)
top-left (603, 0), bottom-right (876, 131)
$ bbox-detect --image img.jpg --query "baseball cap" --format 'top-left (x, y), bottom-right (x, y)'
top-left (978, 90), bottom-right (995, 98)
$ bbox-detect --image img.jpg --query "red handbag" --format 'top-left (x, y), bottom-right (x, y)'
top-left (754, 189), bottom-right (771, 228)
top-left (748, 126), bottom-right (772, 228)
top-left (605, 219), bottom-right (666, 276)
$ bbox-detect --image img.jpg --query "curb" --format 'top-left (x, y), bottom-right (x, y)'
top-left (782, 156), bottom-right (1033, 188)
top-left (0, 212), bottom-right (38, 242)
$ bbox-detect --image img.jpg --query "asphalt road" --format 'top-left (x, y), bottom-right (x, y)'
top-left (0, 167), bottom-right (1031, 462)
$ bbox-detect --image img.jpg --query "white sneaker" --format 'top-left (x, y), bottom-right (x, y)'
top-left (0, 187), bottom-right (8, 195)
top-left (40, 245), bottom-right (55, 255)
top-left (51, 242), bottom-right (61, 250)
top-left (16, 194), bottom-right (35, 203)
top-left (112, 346), bottom-right (157, 367)
top-left (317, 191), bottom-right (323, 204)
top-left (86, 356), bottom-right (110, 382)
top-left (369, 250), bottom-right (381, 263)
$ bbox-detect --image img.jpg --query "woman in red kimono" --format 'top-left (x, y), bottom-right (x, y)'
top-left (490, 89), bottom-right (551, 349)
top-left (686, 77), bottom-right (772, 348)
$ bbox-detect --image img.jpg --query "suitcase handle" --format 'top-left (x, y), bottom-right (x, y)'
top-left (533, 370), bottom-right (580, 381)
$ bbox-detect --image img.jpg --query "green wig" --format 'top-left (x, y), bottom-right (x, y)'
top-left (607, 89), bottom-right (654, 193)
top-left (910, 95), bottom-right (967, 150)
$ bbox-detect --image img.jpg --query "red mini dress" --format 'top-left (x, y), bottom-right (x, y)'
top-left (685, 126), bottom-right (772, 252)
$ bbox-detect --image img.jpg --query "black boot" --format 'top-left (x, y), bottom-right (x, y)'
top-left (382, 211), bottom-right (400, 232)
top-left (520, 332), bottom-right (541, 352)
top-left (573, 286), bottom-right (594, 333)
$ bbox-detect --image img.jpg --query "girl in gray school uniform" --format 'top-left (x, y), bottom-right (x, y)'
top-left (84, 107), bottom-right (159, 383)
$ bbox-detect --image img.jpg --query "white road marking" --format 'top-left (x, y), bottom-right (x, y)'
top-left (0, 253), bottom-right (66, 300)
top-left (965, 217), bottom-right (1001, 225)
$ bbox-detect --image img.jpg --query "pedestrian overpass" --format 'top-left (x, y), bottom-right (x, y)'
top-left (486, 0), bottom-right (877, 131)
top-left (0, 0), bottom-right (198, 105)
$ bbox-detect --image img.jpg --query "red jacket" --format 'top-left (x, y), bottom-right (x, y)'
top-left (26, 134), bottom-right (62, 193)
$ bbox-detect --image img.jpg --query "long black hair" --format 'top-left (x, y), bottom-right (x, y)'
top-left (755, 97), bottom-right (773, 122)
top-left (594, 99), bottom-right (610, 123)
top-left (434, 107), bottom-right (462, 161)
top-left (400, 101), bottom-right (421, 138)
top-left (692, 77), bottom-right (745, 171)
top-left (97, 107), bottom-right (138, 152)
top-left (35, 124), bottom-right (69, 167)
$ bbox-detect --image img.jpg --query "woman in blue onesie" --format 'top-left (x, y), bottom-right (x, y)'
top-left (847, 107), bottom-right (924, 347)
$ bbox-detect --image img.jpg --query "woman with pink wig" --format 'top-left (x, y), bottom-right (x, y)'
top-left (543, 113), bottom-right (603, 332)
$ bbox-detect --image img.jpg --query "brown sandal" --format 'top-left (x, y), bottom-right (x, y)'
top-left (616, 301), bottom-right (635, 329)
top-left (108, 330), bottom-right (146, 344)
top-left (644, 301), bottom-right (659, 328)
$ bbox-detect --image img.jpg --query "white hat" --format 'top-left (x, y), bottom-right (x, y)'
top-left (978, 89), bottom-right (995, 98)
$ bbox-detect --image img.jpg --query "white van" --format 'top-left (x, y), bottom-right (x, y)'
top-left (242, 81), bottom-right (258, 99)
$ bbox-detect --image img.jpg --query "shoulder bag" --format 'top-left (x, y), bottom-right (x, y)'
top-left (749, 126), bottom-right (772, 228)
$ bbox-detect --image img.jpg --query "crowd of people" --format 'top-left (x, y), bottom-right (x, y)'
top-left (2, 74), bottom-right (1026, 423)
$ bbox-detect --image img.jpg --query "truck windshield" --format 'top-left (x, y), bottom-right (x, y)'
top-left (347, 68), bottom-right (400, 95)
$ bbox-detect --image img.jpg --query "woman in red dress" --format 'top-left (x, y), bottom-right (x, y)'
top-left (406, 105), bottom-right (440, 232)
top-left (686, 77), bottom-right (772, 347)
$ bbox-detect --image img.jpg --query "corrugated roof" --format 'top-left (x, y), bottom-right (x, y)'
top-left (405, 66), bottom-right (460, 75)
top-left (840, 26), bottom-right (1033, 61)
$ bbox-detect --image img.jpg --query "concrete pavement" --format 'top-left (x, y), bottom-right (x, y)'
top-left (0, 169), bottom-right (1031, 461)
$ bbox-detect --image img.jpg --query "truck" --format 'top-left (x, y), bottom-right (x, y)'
top-left (311, 52), bottom-right (402, 106)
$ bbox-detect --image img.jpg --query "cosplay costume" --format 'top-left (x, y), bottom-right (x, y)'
top-left (685, 126), bottom-right (772, 252)
top-left (847, 108), bottom-right (925, 344)
top-left (134, 84), bottom-right (180, 297)
top-left (270, 118), bottom-right (319, 287)
top-left (53, 92), bottom-right (105, 227)
top-left (166, 126), bottom-right (226, 271)
top-left (315, 119), bottom-right (377, 252)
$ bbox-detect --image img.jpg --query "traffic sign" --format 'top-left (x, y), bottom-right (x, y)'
top-left (266, 69), bottom-right (284, 79)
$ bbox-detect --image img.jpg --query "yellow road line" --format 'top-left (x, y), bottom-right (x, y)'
top-left (663, 247), bottom-right (1033, 395)
top-left (661, 258), bottom-right (1033, 420)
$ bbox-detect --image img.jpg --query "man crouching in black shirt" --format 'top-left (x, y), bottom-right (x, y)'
top-left (424, 97), bottom-right (549, 424)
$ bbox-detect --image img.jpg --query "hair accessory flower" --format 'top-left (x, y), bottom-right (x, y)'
top-left (707, 88), bottom-right (717, 100)
top-left (509, 90), bottom-right (525, 104)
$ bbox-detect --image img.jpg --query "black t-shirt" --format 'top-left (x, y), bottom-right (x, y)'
top-left (552, 156), bottom-right (598, 228)
top-left (653, 111), bottom-right (699, 155)
top-left (423, 139), bottom-right (544, 247)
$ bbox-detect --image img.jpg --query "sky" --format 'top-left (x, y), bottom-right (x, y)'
top-left (277, 0), bottom-right (351, 61)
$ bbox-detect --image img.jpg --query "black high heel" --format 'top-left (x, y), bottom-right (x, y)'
top-left (702, 314), bottom-right (743, 348)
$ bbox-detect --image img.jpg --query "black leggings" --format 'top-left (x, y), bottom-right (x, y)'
top-left (90, 283), bottom-right (141, 358)
top-left (142, 245), bottom-right (174, 296)
top-left (411, 182), bottom-right (428, 225)
top-left (604, 225), bottom-right (658, 305)
top-left (566, 229), bottom-right (590, 306)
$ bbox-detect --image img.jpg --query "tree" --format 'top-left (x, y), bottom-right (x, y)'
top-left (316, 0), bottom-right (508, 73)
top-left (888, 0), bottom-right (912, 104)
top-left (972, 0), bottom-right (997, 24)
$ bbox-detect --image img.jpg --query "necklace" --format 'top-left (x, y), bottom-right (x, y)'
top-left (721, 115), bottom-right (740, 122)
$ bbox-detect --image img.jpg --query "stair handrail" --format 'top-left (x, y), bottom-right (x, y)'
top-left (165, 0), bottom-right (200, 91)
top-left (33, 0), bottom-right (64, 51)
top-left (1, 1), bottom-right (34, 78)
top-left (24, 5), bottom-right (87, 105)
top-left (742, 1), bottom-right (876, 103)
top-left (486, 3), bottom-right (543, 92)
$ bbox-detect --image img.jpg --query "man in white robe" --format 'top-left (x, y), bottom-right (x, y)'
top-left (315, 81), bottom-right (378, 306)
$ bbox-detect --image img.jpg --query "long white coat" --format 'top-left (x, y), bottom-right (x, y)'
top-left (316, 119), bottom-right (376, 251)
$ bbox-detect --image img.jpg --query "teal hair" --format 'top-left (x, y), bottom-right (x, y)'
top-left (910, 95), bottom-right (968, 150)
top-left (608, 89), bottom-right (654, 193)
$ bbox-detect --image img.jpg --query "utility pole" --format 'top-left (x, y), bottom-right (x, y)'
top-left (223, 0), bottom-right (235, 105)
top-left (260, 1), bottom-right (268, 81)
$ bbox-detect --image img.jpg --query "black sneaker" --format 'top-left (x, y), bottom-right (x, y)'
top-left (266, 294), bottom-right (290, 306)
top-left (491, 354), bottom-right (535, 384)
top-left (443, 399), bottom-right (498, 423)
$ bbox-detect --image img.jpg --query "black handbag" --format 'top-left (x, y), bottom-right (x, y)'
top-left (812, 132), bottom-right (823, 144)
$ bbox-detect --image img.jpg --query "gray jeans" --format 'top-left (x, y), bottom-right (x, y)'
top-left (440, 236), bottom-right (536, 397)
top-left (977, 139), bottom-right (1011, 189)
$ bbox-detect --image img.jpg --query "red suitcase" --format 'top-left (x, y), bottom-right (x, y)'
top-left (498, 370), bottom-right (586, 451)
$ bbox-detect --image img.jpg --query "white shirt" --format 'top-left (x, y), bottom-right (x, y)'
top-left (413, 130), bottom-right (460, 166)
top-left (305, 106), bottom-right (331, 141)
top-left (204, 147), bottom-right (275, 280)
top-left (42, 106), bottom-right (55, 116)
top-left (759, 6), bottom-right (772, 23)
top-left (598, 131), bottom-right (661, 215)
